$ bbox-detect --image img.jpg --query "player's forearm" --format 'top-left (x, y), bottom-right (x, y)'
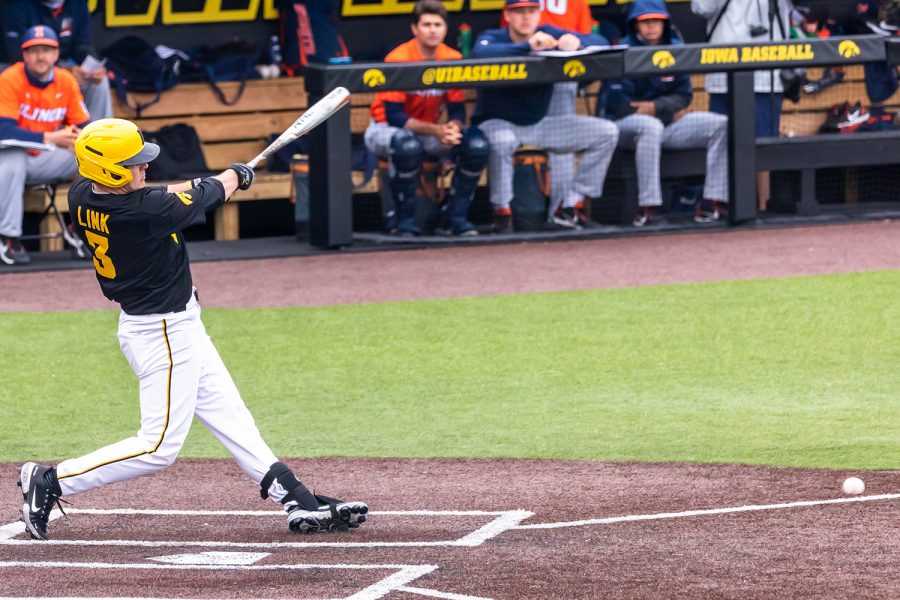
top-left (404, 118), bottom-right (441, 137)
top-left (213, 170), bottom-right (240, 200)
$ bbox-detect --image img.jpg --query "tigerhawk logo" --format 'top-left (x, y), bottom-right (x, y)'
top-left (563, 59), bottom-right (586, 78)
top-left (652, 50), bottom-right (676, 69)
top-left (175, 192), bottom-right (193, 206)
top-left (363, 69), bottom-right (386, 87)
top-left (838, 40), bottom-right (861, 58)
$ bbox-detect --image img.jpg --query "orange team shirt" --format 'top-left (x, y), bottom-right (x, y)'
top-left (500, 0), bottom-right (593, 34)
top-left (370, 39), bottom-right (465, 124)
top-left (0, 63), bottom-right (90, 138)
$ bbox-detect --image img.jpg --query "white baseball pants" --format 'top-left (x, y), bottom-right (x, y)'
top-left (615, 112), bottom-right (729, 207)
top-left (478, 114), bottom-right (619, 210)
top-left (56, 294), bottom-right (290, 503)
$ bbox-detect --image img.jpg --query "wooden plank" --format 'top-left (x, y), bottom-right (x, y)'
top-left (229, 173), bottom-right (293, 200)
top-left (780, 112), bottom-right (826, 137)
top-left (113, 78), bottom-right (309, 119)
top-left (214, 203), bottom-right (240, 241)
top-left (135, 111), bottom-right (304, 142)
top-left (202, 140), bottom-right (267, 170)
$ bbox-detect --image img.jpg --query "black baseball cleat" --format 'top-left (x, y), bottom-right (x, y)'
top-left (285, 494), bottom-right (368, 534)
top-left (18, 462), bottom-right (64, 541)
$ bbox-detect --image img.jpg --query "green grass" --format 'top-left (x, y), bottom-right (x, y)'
top-left (2, 270), bottom-right (899, 469)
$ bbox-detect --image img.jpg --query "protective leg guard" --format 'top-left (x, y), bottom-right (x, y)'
top-left (448, 127), bottom-right (490, 236)
top-left (389, 130), bottom-right (424, 235)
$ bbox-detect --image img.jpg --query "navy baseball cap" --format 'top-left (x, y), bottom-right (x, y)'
top-left (21, 25), bottom-right (59, 50)
top-left (506, 0), bottom-right (540, 8)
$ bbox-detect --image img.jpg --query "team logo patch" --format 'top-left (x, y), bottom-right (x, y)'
top-left (563, 59), bottom-right (586, 78)
top-left (838, 40), bottom-right (861, 58)
top-left (652, 50), bottom-right (676, 69)
top-left (176, 192), bottom-right (193, 206)
top-left (363, 69), bottom-right (386, 88)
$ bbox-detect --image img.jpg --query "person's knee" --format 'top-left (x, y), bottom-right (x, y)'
top-left (589, 117), bottom-right (620, 146)
top-left (388, 129), bottom-right (423, 176)
top-left (484, 127), bottom-right (518, 156)
top-left (456, 127), bottom-right (491, 172)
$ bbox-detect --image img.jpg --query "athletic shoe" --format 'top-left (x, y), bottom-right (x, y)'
top-left (285, 494), bottom-right (368, 534)
top-left (820, 102), bottom-right (849, 134)
top-left (492, 208), bottom-right (513, 234)
top-left (18, 462), bottom-right (63, 540)
top-left (694, 200), bottom-right (722, 223)
top-left (837, 102), bottom-right (870, 133)
top-left (451, 217), bottom-right (478, 237)
top-left (556, 201), bottom-right (594, 229)
top-left (0, 236), bottom-right (30, 266)
top-left (632, 209), bottom-right (654, 227)
top-left (547, 207), bottom-right (581, 229)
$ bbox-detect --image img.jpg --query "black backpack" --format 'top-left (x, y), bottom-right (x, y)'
top-left (101, 36), bottom-right (181, 117)
top-left (511, 148), bottom-right (551, 231)
top-left (180, 39), bottom-right (260, 106)
top-left (144, 124), bottom-right (210, 181)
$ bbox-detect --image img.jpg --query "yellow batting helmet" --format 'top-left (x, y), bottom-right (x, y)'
top-left (75, 118), bottom-right (160, 188)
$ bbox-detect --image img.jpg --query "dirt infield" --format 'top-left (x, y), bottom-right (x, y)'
top-left (5, 221), bottom-right (900, 311)
top-left (1, 459), bottom-right (898, 599)
top-left (2, 222), bottom-right (900, 598)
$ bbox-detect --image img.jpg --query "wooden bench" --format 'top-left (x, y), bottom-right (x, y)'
top-left (26, 66), bottom-right (900, 244)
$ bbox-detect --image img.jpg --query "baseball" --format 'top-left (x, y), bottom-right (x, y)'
top-left (842, 477), bottom-right (865, 495)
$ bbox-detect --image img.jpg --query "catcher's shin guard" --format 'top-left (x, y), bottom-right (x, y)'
top-left (389, 130), bottom-right (424, 235)
top-left (447, 127), bottom-right (490, 235)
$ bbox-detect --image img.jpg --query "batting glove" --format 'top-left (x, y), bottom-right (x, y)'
top-left (228, 163), bottom-right (255, 190)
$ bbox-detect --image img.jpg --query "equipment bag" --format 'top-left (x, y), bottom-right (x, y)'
top-left (180, 39), bottom-right (260, 106)
top-left (511, 148), bottom-right (551, 231)
top-left (144, 124), bottom-right (210, 180)
top-left (278, 0), bottom-right (349, 76)
top-left (101, 36), bottom-right (181, 118)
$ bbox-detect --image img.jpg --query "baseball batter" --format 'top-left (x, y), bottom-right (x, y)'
top-left (18, 118), bottom-right (367, 540)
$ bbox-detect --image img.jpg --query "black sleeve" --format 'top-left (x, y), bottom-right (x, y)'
top-left (144, 178), bottom-right (226, 236)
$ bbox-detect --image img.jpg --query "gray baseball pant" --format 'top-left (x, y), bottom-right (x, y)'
top-left (616, 112), bottom-right (729, 207)
top-left (546, 82), bottom-right (577, 214)
top-left (82, 78), bottom-right (113, 121)
top-left (0, 147), bottom-right (78, 238)
top-left (364, 121), bottom-right (453, 167)
top-left (479, 114), bottom-right (619, 210)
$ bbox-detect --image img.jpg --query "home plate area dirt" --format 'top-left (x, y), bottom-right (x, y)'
top-left (1, 458), bottom-right (898, 599)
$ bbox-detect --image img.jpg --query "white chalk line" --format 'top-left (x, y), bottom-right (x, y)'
top-left (68, 509), bottom-right (511, 517)
top-left (0, 562), bottom-right (439, 600)
top-left (0, 509), bottom-right (529, 549)
top-left (0, 509), bottom-right (64, 541)
top-left (396, 586), bottom-right (493, 600)
top-left (514, 493), bottom-right (900, 530)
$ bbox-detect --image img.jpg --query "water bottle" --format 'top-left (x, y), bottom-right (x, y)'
top-left (268, 35), bottom-right (283, 66)
top-left (457, 23), bottom-right (472, 59)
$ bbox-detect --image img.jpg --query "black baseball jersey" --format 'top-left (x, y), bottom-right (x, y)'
top-left (68, 177), bottom-right (226, 315)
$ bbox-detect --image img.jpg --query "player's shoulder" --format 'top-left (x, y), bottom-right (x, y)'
top-left (435, 43), bottom-right (462, 60)
top-left (384, 39), bottom-right (417, 62)
top-left (0, 62), bottom-right (25, 84)
top-left (54, 67), bottom-right (81, 89)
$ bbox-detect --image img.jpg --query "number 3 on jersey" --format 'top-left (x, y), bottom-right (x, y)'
top-left (85, 230), bottom-right (117, 279)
